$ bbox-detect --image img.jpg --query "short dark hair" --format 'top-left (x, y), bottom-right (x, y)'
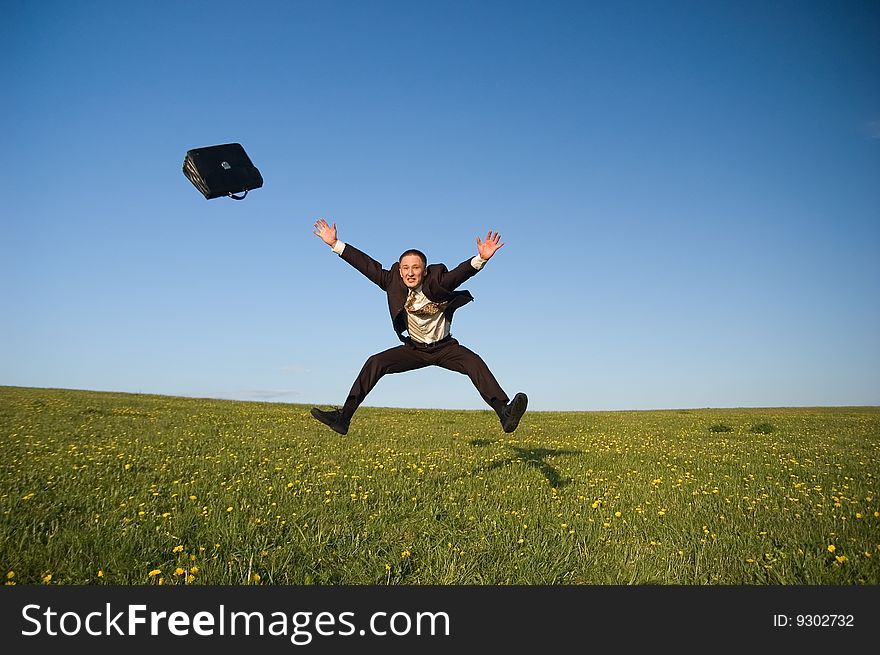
top-left (398, 249), bottom-right (427, 267)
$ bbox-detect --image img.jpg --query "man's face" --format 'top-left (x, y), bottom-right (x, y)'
top-left (399, 254), bottom-right (425, 289)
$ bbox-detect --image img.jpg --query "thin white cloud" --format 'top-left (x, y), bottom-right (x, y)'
top-left (866, 119), bottom-right (880, 139)
top-left (280, 364), bottom-right (311, 374)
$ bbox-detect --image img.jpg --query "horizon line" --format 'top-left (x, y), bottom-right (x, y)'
top-left (2, 384), bottom-right (878, 414)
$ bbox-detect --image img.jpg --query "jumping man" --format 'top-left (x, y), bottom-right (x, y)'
top-left (309, 218), bottom-right (528, 435)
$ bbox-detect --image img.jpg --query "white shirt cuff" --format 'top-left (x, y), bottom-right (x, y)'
top-left (331, 240), bottom-right (346, 255)
top-left (471, 255), bottom-right (487, 270)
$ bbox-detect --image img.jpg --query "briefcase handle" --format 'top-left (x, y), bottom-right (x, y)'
top-left (228, 191), bottom-right (249, 200)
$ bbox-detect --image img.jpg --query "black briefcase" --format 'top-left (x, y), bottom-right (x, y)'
top-left (182, 143), bottom-right (263, 200)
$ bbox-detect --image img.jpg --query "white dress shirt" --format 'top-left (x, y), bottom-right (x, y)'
top-left (404, 285), bottom-right (450, 344)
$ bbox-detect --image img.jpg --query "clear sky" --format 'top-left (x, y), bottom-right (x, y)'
top-left (3, 0), bottom-right (879, 412)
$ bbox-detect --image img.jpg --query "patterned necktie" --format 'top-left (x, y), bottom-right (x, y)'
top-left (406, 290), bottom-right (446, 316)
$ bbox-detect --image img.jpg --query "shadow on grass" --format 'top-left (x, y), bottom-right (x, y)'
top-left (464, 440), bottom-right (582, 488)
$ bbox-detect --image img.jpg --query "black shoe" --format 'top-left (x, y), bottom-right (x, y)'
top-left (310, 407), bottom-right (350, 435)
top-left (500, 393), bottom-right (528, 433)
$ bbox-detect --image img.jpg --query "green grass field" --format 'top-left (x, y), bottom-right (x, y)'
top-left (1, 386), bottom-right (878, 585)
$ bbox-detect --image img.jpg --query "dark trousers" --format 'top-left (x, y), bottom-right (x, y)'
top-left (341, 338), bottom-right (509, 420)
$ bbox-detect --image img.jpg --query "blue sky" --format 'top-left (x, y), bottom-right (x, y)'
top-left (3, 0), bottom-right (879, 412)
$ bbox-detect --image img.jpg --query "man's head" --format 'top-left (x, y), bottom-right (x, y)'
top-left (398, 249), bottom-right (427, 289)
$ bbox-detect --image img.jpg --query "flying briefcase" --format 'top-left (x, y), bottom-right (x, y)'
top-left (182, 142), bottom-right (263, 200)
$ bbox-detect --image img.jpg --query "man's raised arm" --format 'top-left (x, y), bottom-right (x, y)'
top-left (440, 230), bottom-right (505, 291)
top-left (312, 217), bottom-right (390, 290)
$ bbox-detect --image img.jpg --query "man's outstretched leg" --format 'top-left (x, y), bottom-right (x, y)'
top-left (435, 340), bottom-right (528, 433)
top-left (311, 345), bottom-right (428, 435)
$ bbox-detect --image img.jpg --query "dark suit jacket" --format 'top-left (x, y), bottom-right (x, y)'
top-left (340, 243), bottom-right (480, 343)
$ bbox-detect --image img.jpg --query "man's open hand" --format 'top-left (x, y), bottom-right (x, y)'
top-left (476, 231), bottom-right (504, 260)
top-left (313, 218), bottom-right (338, 247)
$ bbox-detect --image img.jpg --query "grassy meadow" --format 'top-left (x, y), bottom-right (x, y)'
top-left (1, 385), bottom-right (878, 585)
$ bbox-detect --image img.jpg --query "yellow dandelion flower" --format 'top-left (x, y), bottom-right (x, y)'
top-left (384, 563), bottom-right (392, 571)
top-left (226, 507), bottom-right (233, 512)
top-left (614, 512), bottom-right (622, 518)
top-left (835, 555), bottom-right (847, 564)
top-left (148, 569), bottom-right (161, 577)
top-left (190, 566), bottom-right (199, 574)
top-left (97, 570), bottom-right (104, 578)
top-left (172, 545), bottom-right (184, 553)
top-left (42, 574), bottom-right (52, 583)
top-left (6, 571), bottom-right (14, 580)
top-left (827, 544), bottom-right (836, 553)
top-left (174, 567), bottom-right (186, 576)
top-left (401, 550), bottom-right (411, 558)
top-left (189, 495), bottom-right (197, 501)
top-left (186, 575), bottom-right (195, 584)
top-left (251, 573), bottom-right (261, 583)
